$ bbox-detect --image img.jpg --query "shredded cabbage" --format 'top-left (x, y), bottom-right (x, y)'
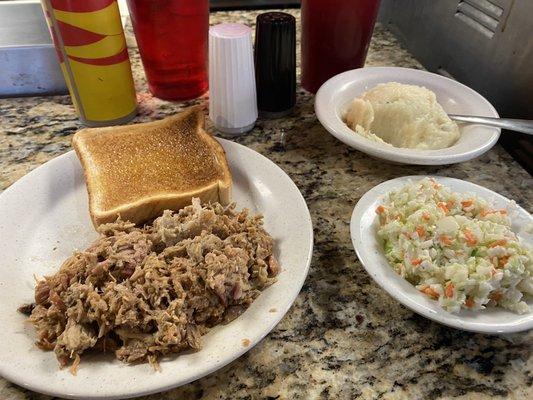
top-left (376, 178), bottom-right (532, 314)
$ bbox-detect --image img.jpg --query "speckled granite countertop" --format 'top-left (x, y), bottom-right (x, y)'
top-left (1, 9), bottom-right (532, 400)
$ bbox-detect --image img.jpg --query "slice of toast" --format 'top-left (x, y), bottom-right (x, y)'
top-left (72, 107), bottom-right (232, 227)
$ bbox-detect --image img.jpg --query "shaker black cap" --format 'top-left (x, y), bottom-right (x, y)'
top-left (254, 12), bottom-right (296, 117)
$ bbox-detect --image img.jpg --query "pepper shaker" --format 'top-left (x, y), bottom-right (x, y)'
top-left (254, 12), bottom-right (296, 118)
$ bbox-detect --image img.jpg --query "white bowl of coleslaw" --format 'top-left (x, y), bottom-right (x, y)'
top-left (351, 176), bottom-right (533, 333)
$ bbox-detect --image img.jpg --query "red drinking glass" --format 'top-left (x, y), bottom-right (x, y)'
top-left (301, 0), bottom-right (381, 94)
top-left (127, 0), bottom-right (209, 101)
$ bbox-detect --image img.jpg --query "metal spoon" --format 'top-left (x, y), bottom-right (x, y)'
top-left (448, 115), bottom-right (533, 135)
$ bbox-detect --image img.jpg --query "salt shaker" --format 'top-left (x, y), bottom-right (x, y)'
top-left (209, 23), bottom-right (258, 135)
top-left (254, 12), bottom-right (296, 118)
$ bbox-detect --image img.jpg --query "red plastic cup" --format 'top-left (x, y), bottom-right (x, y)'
top-left (301, 0), bottom-right (381, 94)
top-left (127, 0), bottom-right (209, 101)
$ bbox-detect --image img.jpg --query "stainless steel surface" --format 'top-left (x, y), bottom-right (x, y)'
top-left (449, 115), bottom-right (533, 135)
top-left (210, 0), bottom-right (300, 10)
top-left (0, 0), bottom-right (67, 98)
top-left (378, 0), bottom-right (533, 119)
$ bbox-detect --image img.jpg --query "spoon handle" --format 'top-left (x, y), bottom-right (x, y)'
top-left (448, 115), bottom-right (533, 135)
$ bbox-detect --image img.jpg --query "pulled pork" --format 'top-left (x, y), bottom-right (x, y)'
top-left (21, 199), bottom-right (279, 370)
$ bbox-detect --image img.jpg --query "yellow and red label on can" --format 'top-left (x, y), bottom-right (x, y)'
top-left (42, 0), bottom-right (137, 126)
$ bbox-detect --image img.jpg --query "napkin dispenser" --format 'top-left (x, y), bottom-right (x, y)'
top-left (379, 0), bottom-right (532, 119)
top-left (0, 1), bottom-right (67, 98)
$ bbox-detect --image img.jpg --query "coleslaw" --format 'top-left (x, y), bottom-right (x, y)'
top-left (376, 178), bottom-right (532, 314)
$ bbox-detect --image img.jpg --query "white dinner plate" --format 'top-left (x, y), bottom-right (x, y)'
top-left (315, 67), bottom-right (500, 165)
top-left (0, 139), bottom-right (313, 399)
top-left (350, 176), bottom-right (533, 334)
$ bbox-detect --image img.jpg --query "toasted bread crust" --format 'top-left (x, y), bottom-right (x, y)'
top-left (72, 107), bottom-right (232, 227)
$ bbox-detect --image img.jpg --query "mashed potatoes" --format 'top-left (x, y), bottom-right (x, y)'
top-left (344, 82), bottom-right (460, 150)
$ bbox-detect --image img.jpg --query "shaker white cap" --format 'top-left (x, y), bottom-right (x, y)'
top-left (209, 23), bottom-right (258, 135)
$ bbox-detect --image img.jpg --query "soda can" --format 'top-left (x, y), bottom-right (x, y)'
top-left (41, 0), bottom-right (137, 126)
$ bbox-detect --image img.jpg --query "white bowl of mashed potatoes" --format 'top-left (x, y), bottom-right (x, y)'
top-left (315, 67), bottom-right (500, 165)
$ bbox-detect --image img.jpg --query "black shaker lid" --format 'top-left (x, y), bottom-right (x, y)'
top-left (254, 12), bottom-right (296, 116)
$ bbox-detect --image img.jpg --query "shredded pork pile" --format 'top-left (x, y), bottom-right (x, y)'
top-left (21, 199), bottom-right (279, 371)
